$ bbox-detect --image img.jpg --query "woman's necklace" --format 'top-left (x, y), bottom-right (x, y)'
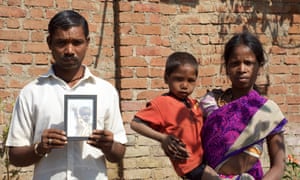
top-left (217, 88), bottom-right (233, 107)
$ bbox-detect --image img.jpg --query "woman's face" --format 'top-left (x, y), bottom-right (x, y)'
top-left (226, 44), bottom-right (260, 92)
top-left (165, 64), bottom-right (197, 100)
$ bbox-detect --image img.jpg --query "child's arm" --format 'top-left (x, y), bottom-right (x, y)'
top-left (262, 133), bottom-right (285, 180)
top-left (131, 117), bottom-right (166, 142)
top-left (130, 117), bottom-right (188, 160)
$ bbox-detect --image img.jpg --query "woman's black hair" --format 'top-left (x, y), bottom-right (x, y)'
top-left (223, 31), bottom-right (266, 67)
top-left (164, 52), bottom-right (198, 82)
top-left (48, 10), bottom-right (89, 39)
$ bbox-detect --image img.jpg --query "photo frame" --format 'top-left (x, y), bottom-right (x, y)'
top-left (64, 95), bottom-right (97, 140)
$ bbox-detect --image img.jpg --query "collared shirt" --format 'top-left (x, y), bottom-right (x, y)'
top-left (6, 66), bottom-right (127, 180)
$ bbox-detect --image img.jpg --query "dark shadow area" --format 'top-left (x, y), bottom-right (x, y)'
top-left (160, 0), bottom-right (199, 7)
top-left (160, 0), bottom-right (300, 48)
top-left (94, 1), bottom-right (108, 69)
top-left (93, 1), bottom-right (123, 178)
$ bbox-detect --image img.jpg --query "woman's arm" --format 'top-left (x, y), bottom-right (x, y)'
top-left (263, 132), bottom-right (285, 180)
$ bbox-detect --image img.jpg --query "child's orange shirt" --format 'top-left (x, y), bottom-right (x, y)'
top-left (135, 95), bottom-right (204, 176)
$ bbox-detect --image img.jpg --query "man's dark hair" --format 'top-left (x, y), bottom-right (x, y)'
top-left (48, 10), bottom-right (89, 39)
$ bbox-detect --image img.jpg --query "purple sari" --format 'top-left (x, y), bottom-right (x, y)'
top-left (200, 90), bottom-right (287, 179)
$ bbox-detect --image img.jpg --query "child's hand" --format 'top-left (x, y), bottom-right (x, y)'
top-left (161, 135), bottom-right (189, 160)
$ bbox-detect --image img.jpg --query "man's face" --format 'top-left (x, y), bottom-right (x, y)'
top-left (47, 26), bottom-right (89, 71)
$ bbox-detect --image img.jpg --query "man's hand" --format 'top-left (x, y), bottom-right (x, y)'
top-left (87, 129), bottom-right (125, 162)
top-left (38, 128), bottom-right (67, 154)
top-left (87, 129), bottom-right (114, 152)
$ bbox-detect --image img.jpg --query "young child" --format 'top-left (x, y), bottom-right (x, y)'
top-left (130, 52), bottom-right (219, 180)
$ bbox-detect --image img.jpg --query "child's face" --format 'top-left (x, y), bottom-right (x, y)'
top-left (165, 64), bottom-right (197, 100)
top-left (226, 44), bottom-right (259, 92)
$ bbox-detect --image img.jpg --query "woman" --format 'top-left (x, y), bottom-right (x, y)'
top-left (200, 32), bottom-right (287, 180)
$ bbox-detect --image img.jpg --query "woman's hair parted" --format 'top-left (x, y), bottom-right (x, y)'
top-left (223, 31), bottom-right (266, 67)
top-left (48, 10), bottom-right (89, 39)
top-left (164, 52), bottom-right (199, 82)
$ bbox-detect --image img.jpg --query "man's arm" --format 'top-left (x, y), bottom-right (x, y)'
top-left (8, 128), bottom-right (67, 167)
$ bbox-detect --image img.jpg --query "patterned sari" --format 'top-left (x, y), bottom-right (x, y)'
top-left (200, 89), bottom-right (287, 179)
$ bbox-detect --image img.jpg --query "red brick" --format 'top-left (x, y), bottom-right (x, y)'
top-left (55, 0), bottom-right (69, 8)
top-left (34, 54), bottom-right (51, 65)
top-left (136, 67), bottom-right (149, 77)
top-left (0, 6), bottom-right (26, 17)
top-left (0, 30), bottom-right (29, 41)
top-left (292, 14), bottom-right (300, 23)
top-left (149, 14), bottom-right (161, 24)
top-left (290, 66), bottom-right (300, 75)
top-left (8, 0), bottom-right (22, 6)
top-left (119, 2), bottom-right (132, 12)
top-left (288, 25), bottom-right (300, 34)
top-left (120, 46), bottom-right (133, 57)
top-left (121, 111), bottom-right (136, 123)
top-left (150, 78), bottom-right (165, 89)
top-left (32, 31), bottom-right (46, 42)
top-left (24, 0), bottom-right (53, 7)
top-left (28, 66), bottom-right (49, 76)
top-left (8, 42), bottom-right (23, 52)
top-left (120, 25), bottom-right (132, 34)
top-left (120, 12), bottom-right (145, 23)
top-left (268, 85), bottom-right (288, 94)
top-left (0, 66), bottom-right (8, 75)
top-left (137, 90), bottom-right (163, 100)
top-left (136, 46), bottom-right (171, 56)
top-left (120, 89), bottom-right (133, 100)
top-left (23, 19), bottom-right (48, 30)
top-left (121, 57), bottom-right (147, 67)
top-left (120, 68), bottom-right (134, 78)
top-left (0, 77), bottom-right (5, 88)
top-left (285, 74), bottom-right (300, 84)
top-left (135, 25), bottom-right (161, 35)
top-left (286, 95), bottom-right (300, 105)
top-left (25, 43), bottom-right (49, 53)
top-left (6, 54), bottom-right (32, 64)
top-left (150, 57), bottom-right (165, 67)
top-left (121, 101), bottom-right (146, 111)
top-left (29, 8), bottom-right (44, 18)
top-left (121, 78), bottom-right (147, 89)
top-left (6, 19), bottom-right (21, 29)
top-left (0, 90), bottom-right (11, 99)
top-left (149, 67), bottom-right (163, 78)
top-left (120, 36), bottom-right (146, 45)
top-left (269, 65), bottom-right (289, 74)
top-left (159, 4), bottom-right (177, 15)
top-left (134, 3), bottom-right (160, 13)
top-left (8, 78), bottom-right (28, 88)
top-left (285, 56), bottom-right (299, 65)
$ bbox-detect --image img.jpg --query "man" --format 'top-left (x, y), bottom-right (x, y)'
top-left (5, 10), bottom-right (127, 180)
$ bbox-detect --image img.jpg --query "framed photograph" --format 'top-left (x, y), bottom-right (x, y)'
top-left (64, 95), bottom-right (97, 140)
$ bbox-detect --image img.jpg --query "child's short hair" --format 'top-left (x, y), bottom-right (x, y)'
top-left (164, 52), bottom-right (198, 82)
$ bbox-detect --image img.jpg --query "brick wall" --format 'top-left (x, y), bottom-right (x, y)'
top-left (0, 0), bottom-right (299, 179)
